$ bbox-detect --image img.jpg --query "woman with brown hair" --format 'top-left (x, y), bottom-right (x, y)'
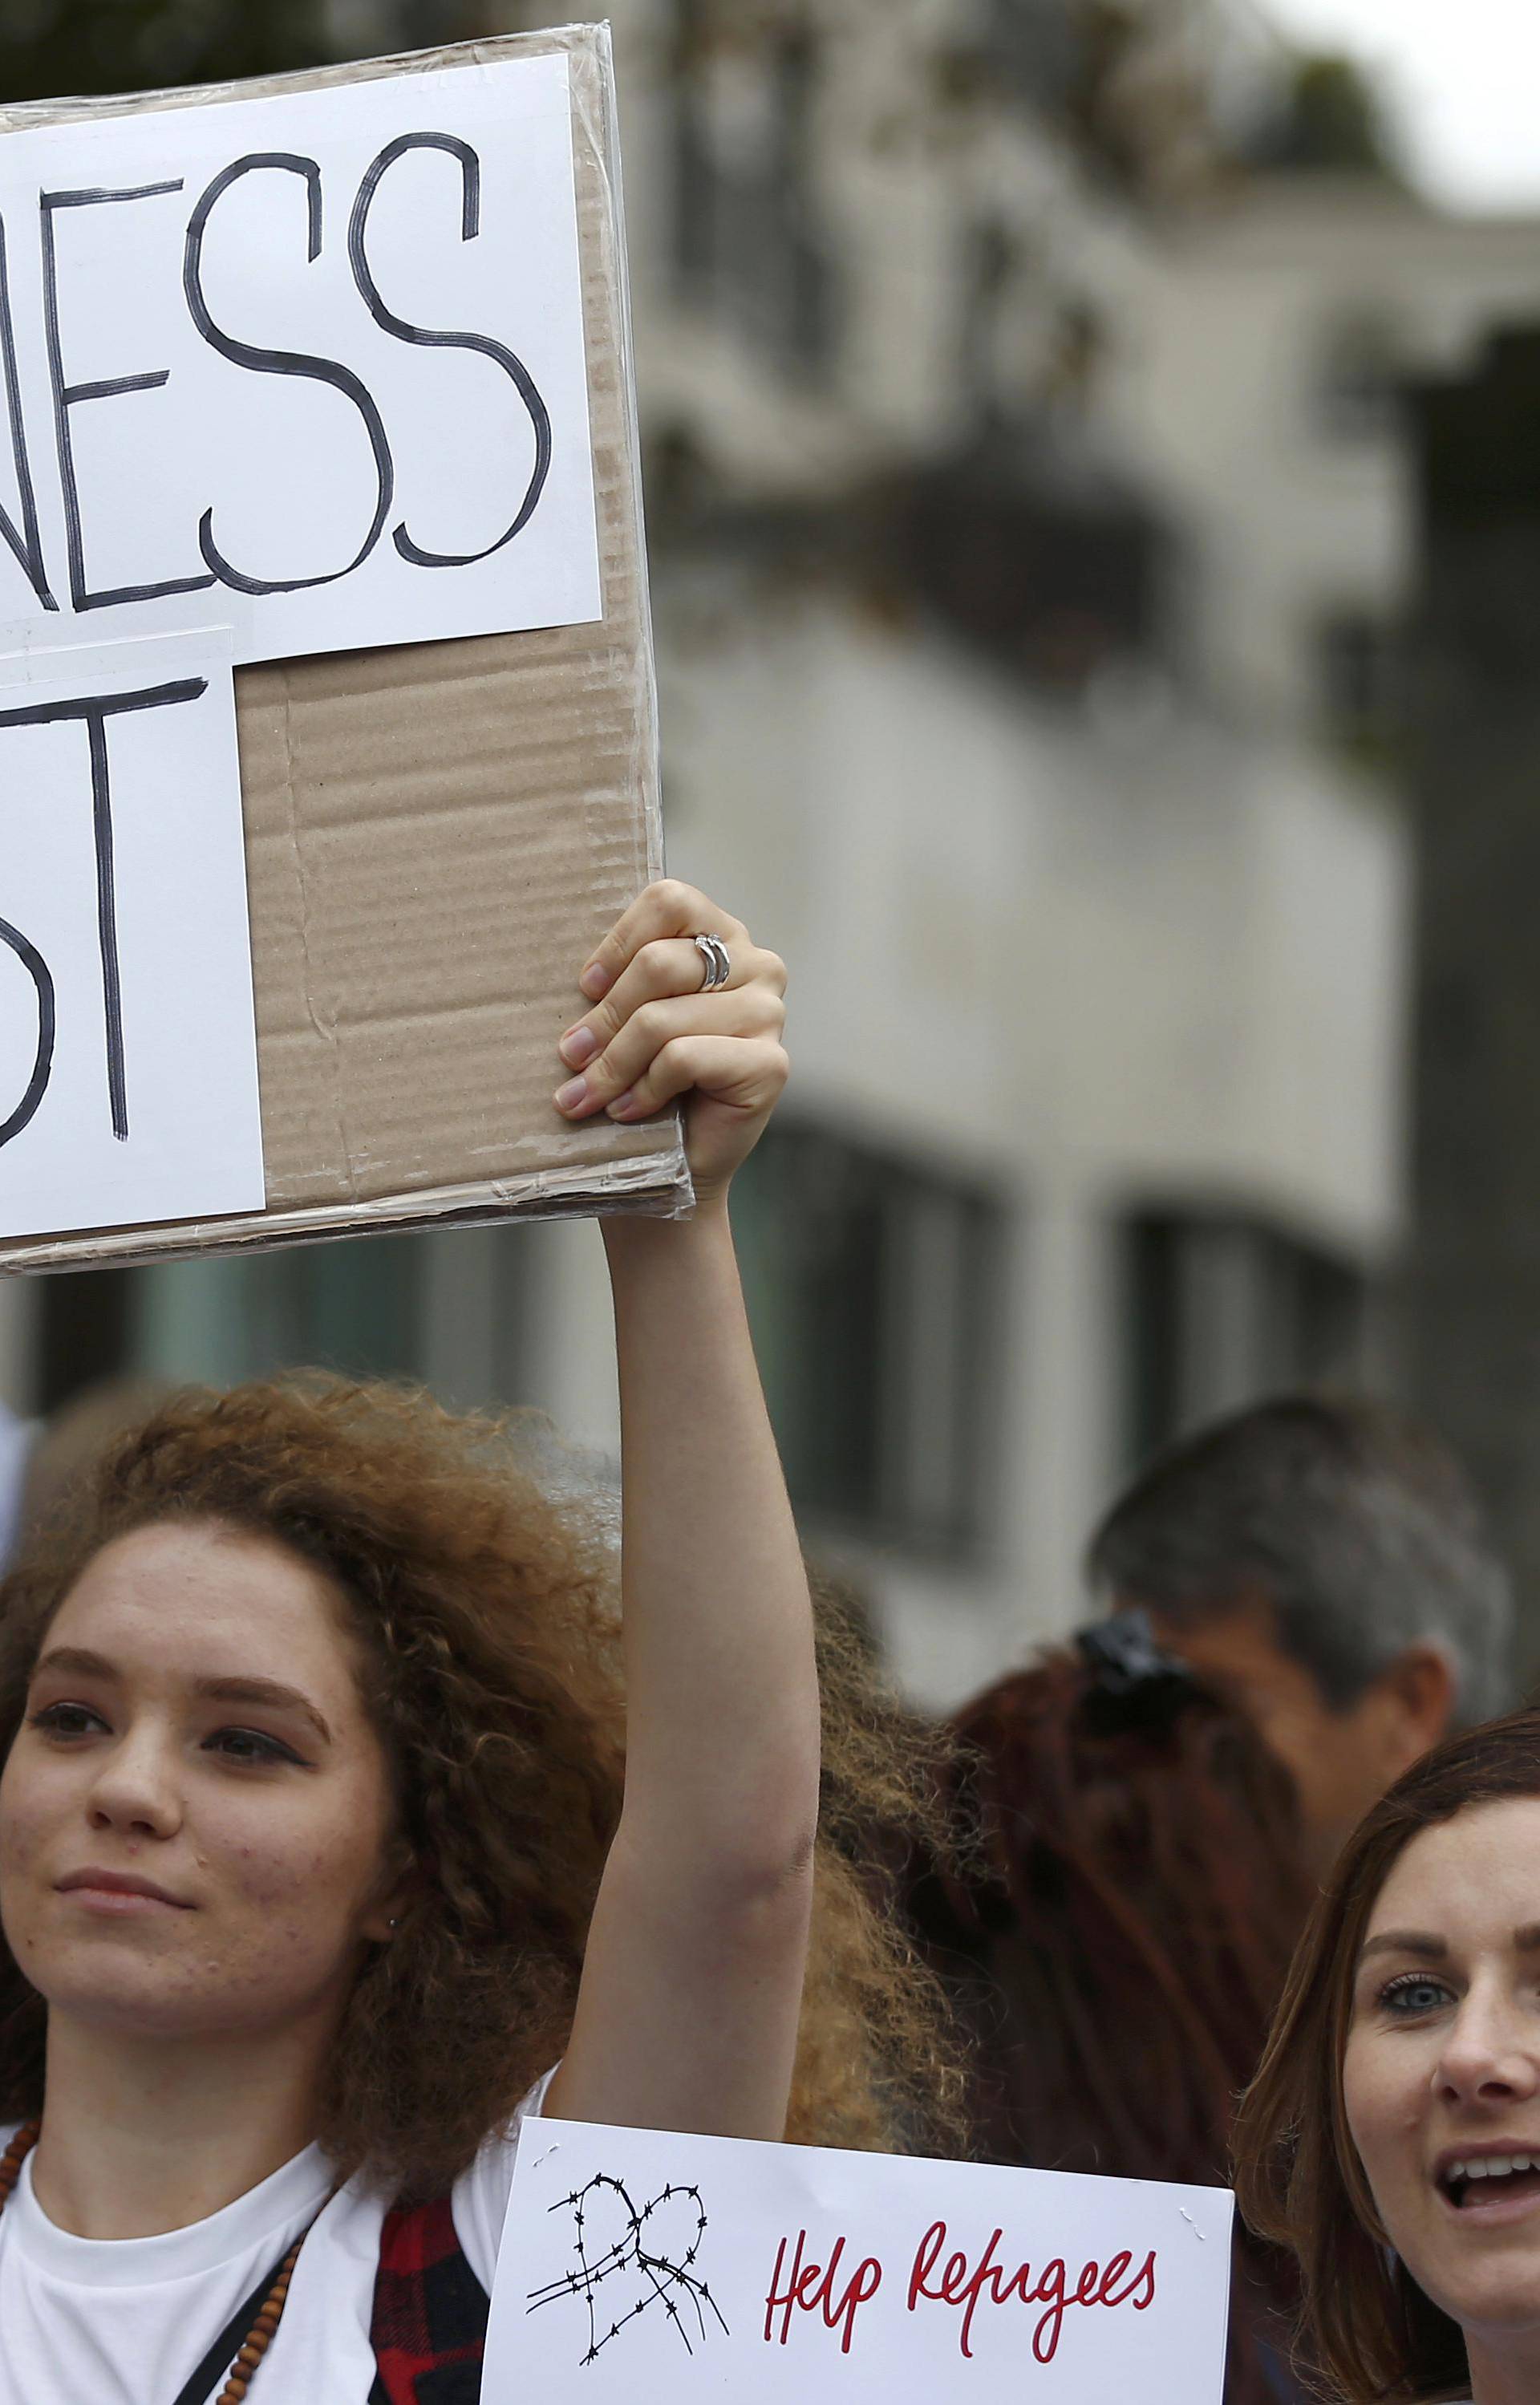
top-left (0, 881), bottom-right (952, 2405)
top-left (1236, 1707), bottom-right (1540, 2405)
top-left (903, 1616), bottom-right (1315, 2404)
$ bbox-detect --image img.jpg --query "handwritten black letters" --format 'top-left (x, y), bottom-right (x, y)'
top-left (0, 677), bottom-right (205, 1150)
top-left (0, 55), bottom-right (598, 665)
top-left (0, 635), bottom-right (265, 1240)
top-left (2, 138), bottom-right (549, 618)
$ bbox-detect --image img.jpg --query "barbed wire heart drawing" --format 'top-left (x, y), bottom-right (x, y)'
top-left (525, 2172), bottom-right (732, 2367)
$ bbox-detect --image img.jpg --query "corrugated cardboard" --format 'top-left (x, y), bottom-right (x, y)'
top-left (0, 24), bottom-right (691, 1272)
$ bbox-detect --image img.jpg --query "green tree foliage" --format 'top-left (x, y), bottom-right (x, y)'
top-left (0, 2), bottom-right (345, 103)
top-left (0, 2), bottom-right (476, 106)
top-left (1257, 54), bottom-right (1403, 180)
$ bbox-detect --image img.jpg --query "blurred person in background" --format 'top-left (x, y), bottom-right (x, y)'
top-left (0, 1409), bottom-right (34, 1576)
top-left (0, 1383), bottom-right (173, 1580)
top-left (16, 1382), bottom-right (172, 1559)
top-left (1088, 1397), bottom-right (1513, 1872)
top-left (903, 1616), bottom-right (1316, 2404)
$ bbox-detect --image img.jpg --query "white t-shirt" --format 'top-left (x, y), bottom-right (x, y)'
top-left (0, 2074), bottom-right (549, 2405)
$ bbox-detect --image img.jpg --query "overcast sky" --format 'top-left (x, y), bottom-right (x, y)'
top-left (1258, 0), bottom-right (1540, 214)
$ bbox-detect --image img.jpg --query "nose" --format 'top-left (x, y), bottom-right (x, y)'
top-left (83, 1727), bottom-right (184, 1843)
top-left (1435, 1983), bottom-right (1540, 2107)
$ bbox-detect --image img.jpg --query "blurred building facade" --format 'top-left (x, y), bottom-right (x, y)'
top-left (5, 0), bottom-right (1539, 1701)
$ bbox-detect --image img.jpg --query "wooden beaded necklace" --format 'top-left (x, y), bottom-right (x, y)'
top-left (0, 2120), bottom-right (325, 2404)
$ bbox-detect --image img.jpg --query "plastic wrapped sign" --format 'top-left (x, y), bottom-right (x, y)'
top-left (0, 29), bottom-right (687, 1267)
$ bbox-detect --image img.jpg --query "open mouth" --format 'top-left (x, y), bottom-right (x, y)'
top-left (1441, 2155), bottom-right (1540, 2211)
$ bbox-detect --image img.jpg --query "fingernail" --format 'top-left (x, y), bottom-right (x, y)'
top-left (580, 962), bottom-right (612, 1000)
top-left (607, 1089), bottom-right (640, 1119)
top-left (558, 1024), bottom-right (599, 1069)
top-left (554, 1076), bottom-right (589, 1113)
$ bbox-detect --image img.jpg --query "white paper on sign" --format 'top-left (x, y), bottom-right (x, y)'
top-left (0, 52), bottom-right (600, 664)
top-left (484, 2117), bottom-right (1235, 2403)
top-left (0, 629), bottom-right (263, 1239)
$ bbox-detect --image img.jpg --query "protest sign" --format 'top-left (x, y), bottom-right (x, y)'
top-left (485, 2118), bottom-right (1235, 2402)
top-left (0, 28), bottom-right (688, 1267)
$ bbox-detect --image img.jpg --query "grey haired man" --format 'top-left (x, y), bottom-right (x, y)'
top-left (1088, 1395), bottom-right (1514, 1871)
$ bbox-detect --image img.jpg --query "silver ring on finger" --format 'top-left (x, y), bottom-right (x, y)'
top-left (692, 932), bottom-right (731, 992)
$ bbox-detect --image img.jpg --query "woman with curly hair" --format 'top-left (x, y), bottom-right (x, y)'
top-left (0, 882), bottom-right (953, 2405)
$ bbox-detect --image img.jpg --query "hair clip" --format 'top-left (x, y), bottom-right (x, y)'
top-left (1074, 1608), bottom-right (1199, 1733)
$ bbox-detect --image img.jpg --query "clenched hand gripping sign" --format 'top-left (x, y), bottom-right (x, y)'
top-left (0, 44), bottom-right (625, 1251)
top-left (485, 2119), bottom-right (1235, 2402)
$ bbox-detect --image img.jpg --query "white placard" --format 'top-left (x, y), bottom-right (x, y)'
top-left (485, 2118), bottom-right (1235, 2402)
top-left (0, 51), bottom-right (600, 664)
top-left (0, 630), bottom-right (264, 1237)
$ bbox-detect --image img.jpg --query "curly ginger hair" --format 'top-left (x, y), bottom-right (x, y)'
top-left (902, 1648), bottom-right (1315, 2405)
top-left (0, 1376), bottom-right (965, 2196)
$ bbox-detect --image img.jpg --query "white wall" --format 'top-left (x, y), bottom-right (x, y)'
top-left (532, 582), bottom-right (1413, 1705)
top-left (1121, 183), bottom-right (1540, 728)
top-left (662, 588), bottom-right (1408, 1234)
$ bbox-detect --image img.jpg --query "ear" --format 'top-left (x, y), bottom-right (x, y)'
top-left (1376, 1643), bottom-right (1458, 1770)
top-left (359, 1844), bottom-right (420, 1947)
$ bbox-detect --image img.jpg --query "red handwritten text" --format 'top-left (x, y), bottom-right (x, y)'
top-left (763, 2228), bottom-right (885, 2355)
top-left (907, 2221), bottom-right (1158, 2362)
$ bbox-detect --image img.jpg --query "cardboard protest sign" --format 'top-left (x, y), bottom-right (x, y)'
top-left (485, 2118), bottom-right (1235, 2401)
top-left (0, 28), bottom-right (688, 1268)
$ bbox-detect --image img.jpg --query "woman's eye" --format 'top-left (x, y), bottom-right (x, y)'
top-left (28, 1701), bottom-right (105, 1739)
top-left (206, 1726), bottom-right (301, 1766)
top-left (1380, 1974), bottom-right (1453, 2016)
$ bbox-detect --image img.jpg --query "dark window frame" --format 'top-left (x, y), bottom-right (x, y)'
top-left (670, 9), bottom-right (838, 379)
top-left (1123, 1205), bottom-right (1369, 1472)
top-left (732, 1117), bottom-right (1008, 1559)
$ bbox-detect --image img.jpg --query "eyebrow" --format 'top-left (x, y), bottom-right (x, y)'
top-left (33, 1647), bottom-right (333, 1746)
top-left (1359, 1931), bottom-right (1449, 1965)
top-left (1360, 1926), bottom-right (1540, 1966)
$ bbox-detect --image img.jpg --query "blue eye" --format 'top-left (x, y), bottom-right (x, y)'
top-left (1380, 1973), bottom-right (1453, 2015)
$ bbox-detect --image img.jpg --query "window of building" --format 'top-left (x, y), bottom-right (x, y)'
top-left (985, 0), bottom-right (1081, 116)
top-left (671, 6), bottom-right (836, 375)
top-left (730, 1120), bottom-right (1006, 1555)
top-left (961, 217), bottom-right (1019, 424)
top-left (1123, 1207), bottom-right (1368, 1471)
top-left (37, 1227), bottom-right (536, 1415)
top-left (1316, 309), bottom-right (1408, 442)
top-left (35, 1269), bottom-right (135, 1416)
top-left (115, 1234), bottom-right (428, 1394)
top-left (1316, 606), bottom-right (1401, 753)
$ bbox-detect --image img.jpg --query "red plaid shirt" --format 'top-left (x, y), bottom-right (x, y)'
top-left (369, 2193), bottom-right (491, 2405)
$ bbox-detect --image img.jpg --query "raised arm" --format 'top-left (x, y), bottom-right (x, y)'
top-left (542, 882), bottom-right (818, 2141)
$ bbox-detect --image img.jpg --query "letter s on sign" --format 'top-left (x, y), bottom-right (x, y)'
top-left (347, 133), bottom-right (553, 568)
top-left (183, 153), bottom-right (395, 595)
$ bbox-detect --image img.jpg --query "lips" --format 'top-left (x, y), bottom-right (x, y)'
top-left (55, 1868), bottom-right (192, 1909)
